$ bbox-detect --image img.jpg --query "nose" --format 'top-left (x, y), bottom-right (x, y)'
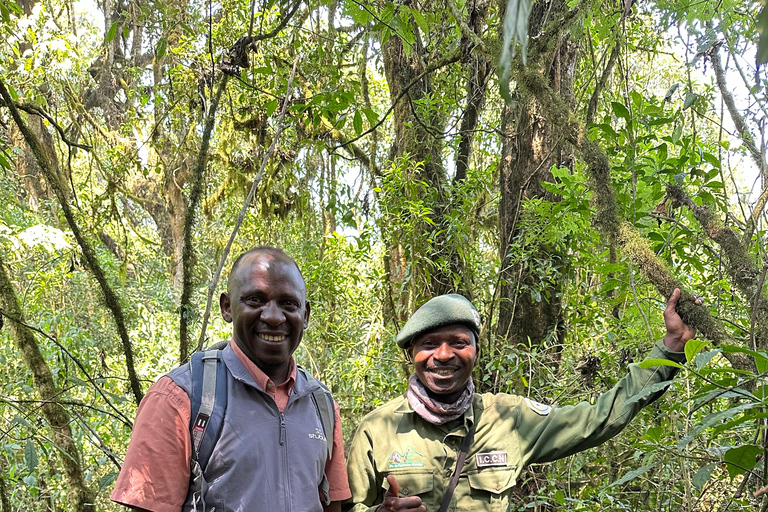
top-left (260, 301), bottom-right (285, 326)
top-left (433, 342), bottom-right (454, 362)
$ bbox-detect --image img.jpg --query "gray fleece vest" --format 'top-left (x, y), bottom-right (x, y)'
top-left (167, 344), bottom-right (329, 512)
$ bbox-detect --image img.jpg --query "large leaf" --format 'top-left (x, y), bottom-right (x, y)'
top-left (723, 445), bottom-right (762, 479)
top-left (638, 358), bottom-right (683, 369)
top-left (612, 102), bottom-right (631, 121)
top-left (25, 441), bottom-right (38, 472)
top-left (677, 403), bottom-right (758, 449)
top-left (758, 3), bottom-right (768, 65)
top-left (692, 463), bottom-right (715, 490)
top-left (625, 380), bottom-right (675, 405)
top-left (685, 338), bottom-right (709, 363)
top-left (107, 21), bottom-right (118, 43)
top-left (498, 0), bottom-right (533, 106)
top-left (609, 462), bottom-right (658, 487)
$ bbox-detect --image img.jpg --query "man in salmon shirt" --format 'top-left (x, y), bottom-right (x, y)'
top-left (111, 246), bottom-right (351, 512)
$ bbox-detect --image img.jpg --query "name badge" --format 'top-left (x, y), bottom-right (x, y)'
top-left (476, 451), bottom-right (507, 467)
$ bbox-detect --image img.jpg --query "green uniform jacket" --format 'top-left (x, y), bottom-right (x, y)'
top-left (344, 340), bottom-right (685, 512)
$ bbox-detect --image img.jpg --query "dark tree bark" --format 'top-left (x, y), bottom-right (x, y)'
top-left (496, 1), bottom-right (578, 350)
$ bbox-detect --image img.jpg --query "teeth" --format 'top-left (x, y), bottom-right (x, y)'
top-left (432, 369), bottom-right (455, 376)
top-left (261, 334), bottom-right (286, 342)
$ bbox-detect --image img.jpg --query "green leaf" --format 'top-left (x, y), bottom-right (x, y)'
top-left (609, 463), bottom-right (657, 487)
top-left (25, 441), bottom-right (38, 472)
top-left (663, 83), bottom-right (680, 101)
top-left (362, 108), bottom-right (379, 125)
top-left (107, 21), bottom-right (118, 43)
top-left (0, 1), bottom-right (9, 23)
top-left (695, 349), bottom-right (720, 370)
top-left (757, 4), bottom-right (768, 64)
top-left (638, 358), bottom-right (683, 369)
top-left (724, 445), bottom-right (762, 479)
top-left (265, 99), bottom-right (278, 117)
top-left (155, 37), bottom-right (167, 59)
top-left (720, 345), bottom-right (768, 374)
top-left (498, 0), bottom-right (533, 106)
top-left (625, 380), bottom-right (675, 405)
top-left (412, 9), bottom-right (428, 34)
top-left (98, 472), bottom-right (118, 492)
top-left (11, 415), bottom-right (33, 428)
top-left (685, 338), bottom-right (709, 363)
top-left (612, 102), bottom-right (631, 121)
top-left (353, 110), bottom-right (363, 135)
top-left (0, 151), bottom-right (10, 170)
top-left (683, 92), bottom-right (697, 110)
top-left (677, 403), bottom-right (758, 449)
top-left (692, 463), bottom-right (715, 490)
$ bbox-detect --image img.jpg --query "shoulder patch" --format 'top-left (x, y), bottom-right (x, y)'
top-left (524, 397), bottom-right (551, 416)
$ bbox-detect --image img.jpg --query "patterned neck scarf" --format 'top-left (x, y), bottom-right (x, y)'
top-left (407, 373), bottom-right (475, 425)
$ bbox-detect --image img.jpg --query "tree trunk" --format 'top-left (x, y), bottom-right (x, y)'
top-left (496, 2), bottom-right (578, 350)
top-left (0, 259), bottom-right (95, 512)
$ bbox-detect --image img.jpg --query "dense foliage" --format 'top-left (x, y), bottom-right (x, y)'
top-left (0, 0), bottom-right (767, 509)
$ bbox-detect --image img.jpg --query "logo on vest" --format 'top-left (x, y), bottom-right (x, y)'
top-left (476, 451), bottom-right (507, 468)
top-left (387, 448), bottom-right (425, 469)
top-left (308, 427), bottom-right (326, 442)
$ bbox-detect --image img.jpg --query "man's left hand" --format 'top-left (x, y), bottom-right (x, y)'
top-left (663, 288), bottom-right (701, 352)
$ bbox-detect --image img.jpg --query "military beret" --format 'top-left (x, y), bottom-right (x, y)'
top-left (396, 294), bottom-right (481, 348)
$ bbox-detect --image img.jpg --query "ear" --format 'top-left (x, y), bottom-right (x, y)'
top-left (406, 345), bottom-right (414, 362)
top-left (303, 301), bottom-right (311, 329)
top-left (220, 293), bottom-right (233, 323)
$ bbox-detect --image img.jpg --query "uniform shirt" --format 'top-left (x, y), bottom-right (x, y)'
top-left (344, 340), bottom-right (685, 512)
top-left (111, 342), bottom-right (350, 512)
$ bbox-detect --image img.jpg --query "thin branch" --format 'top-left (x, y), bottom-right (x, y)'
top-left (0, 99), bottom-right (92, 151)
top-left (445, 0), bottom-right (485, 52)
top-left (179, 74), bottom-right (229, 363)
top-left (333, 47), bottom-right (462, 152)
top-left (196, 55), bottom-right (300, 352)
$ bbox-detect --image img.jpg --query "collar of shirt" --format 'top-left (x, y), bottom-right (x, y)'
top-left (230, 340), bottom-right (297, 395)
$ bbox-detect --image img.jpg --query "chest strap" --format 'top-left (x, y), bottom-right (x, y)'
top-left (438, 422), bottom-right (476, 512)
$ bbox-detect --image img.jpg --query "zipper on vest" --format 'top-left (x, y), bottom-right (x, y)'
top-left (279, 412), bottom-right (286, 445)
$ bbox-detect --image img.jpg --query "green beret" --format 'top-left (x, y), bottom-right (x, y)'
top-left (396, 294), bottom-right (481, 348)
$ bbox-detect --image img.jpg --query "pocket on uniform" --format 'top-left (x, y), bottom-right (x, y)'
top-left (467, 467), bottom-right (516, 494)
top-left (382, 470), bottom-right (434, 497)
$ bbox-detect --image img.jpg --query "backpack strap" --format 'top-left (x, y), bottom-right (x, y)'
top-left (188, 347), bottom-right (229, 512)
top-left (301, 368), bottom-right (335, 460)
top-left (299, 367), bottom-right (336, 506)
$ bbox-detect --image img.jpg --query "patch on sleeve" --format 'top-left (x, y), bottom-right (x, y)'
top-left (524, 397), bottom-right (551, 416)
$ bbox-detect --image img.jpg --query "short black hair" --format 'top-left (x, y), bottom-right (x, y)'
top-left (229, 246), bottom-right (304, 286)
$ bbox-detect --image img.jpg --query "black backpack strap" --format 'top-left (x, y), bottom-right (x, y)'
top-left (188, 348), bottom-right (228, 512)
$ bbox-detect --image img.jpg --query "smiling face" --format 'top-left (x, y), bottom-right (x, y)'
top-left (408, 323), bottom-right (477, 402)
top-left (220, 251), bottom-right (310, 384)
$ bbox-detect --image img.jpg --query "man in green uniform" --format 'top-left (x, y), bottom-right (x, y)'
top-left (344, 289), bottom-right (699, 512)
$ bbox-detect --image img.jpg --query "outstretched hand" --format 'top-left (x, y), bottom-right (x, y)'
top-left (663, 288), bottom-right (701, 352)
top-left (377, 475), bottom-right (426, 512)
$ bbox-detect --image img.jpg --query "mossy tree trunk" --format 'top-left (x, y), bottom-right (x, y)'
top-left (0, 258), bottom-right (95, 512)
top-left (496, 0), bottom-right (577, 352)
